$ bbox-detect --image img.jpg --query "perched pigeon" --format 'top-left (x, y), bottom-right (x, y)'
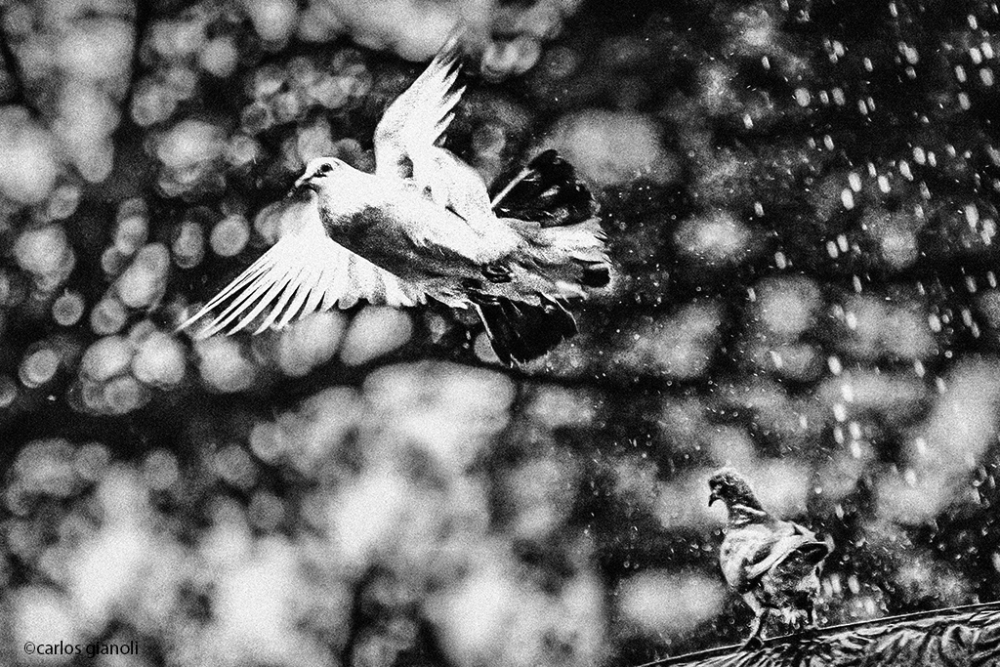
top-left (708, 468), bottom-right (832, 648)
top-left (178, 33), bottom-right (611, 365)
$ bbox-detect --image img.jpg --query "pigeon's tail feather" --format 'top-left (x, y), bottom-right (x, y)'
top-left (496, 216), bottom-right (610, 300)
top-left (490, 150), bottom-right (611, 297)
top-left (471, 293), bottom-right (577, 365)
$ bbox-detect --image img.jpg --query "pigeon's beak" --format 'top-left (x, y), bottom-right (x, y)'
top-left (708, 488), bottom-right (720, 507)
top-left (288, 175), bottom-right (315, 199)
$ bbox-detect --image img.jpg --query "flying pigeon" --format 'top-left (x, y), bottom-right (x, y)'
top-left (708, 467), bottom-right (832, 648)
top-left (177, 34), bottom-right (611, 365)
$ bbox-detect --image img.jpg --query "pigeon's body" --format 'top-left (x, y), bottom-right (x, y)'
top-left (311, 164), bottom-right (515, 277)
top-left (709, 469), bottom-right (831, 647)
top-left (179, 33), bottom-right (610, 364)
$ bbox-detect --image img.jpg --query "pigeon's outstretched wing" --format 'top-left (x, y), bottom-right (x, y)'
top-left (373, 31), bottom-right (465, 180)
top-left (177, 197), bottom-right (426, 338)
top-left (372, 32), bottom-right (497, 231)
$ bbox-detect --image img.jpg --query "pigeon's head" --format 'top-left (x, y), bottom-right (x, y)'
top-left (708, 467), bottom-right (762, 509)
top-left (290, 158), bottom-right (350, 197)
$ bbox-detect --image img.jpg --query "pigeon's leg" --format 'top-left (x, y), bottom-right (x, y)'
top-left (798, 605), bottom-right (821, 638)
top-left (742, 610), bottom-right (768, 650)
top-left (794, 590), bottom-right (818, 631)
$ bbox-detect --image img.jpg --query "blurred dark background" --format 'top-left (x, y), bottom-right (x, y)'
top-left (2, 0), bottom-right (1000, 665)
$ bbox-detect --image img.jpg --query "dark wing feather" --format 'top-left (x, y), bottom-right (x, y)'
top-left (744, 521), bottom-right (830, 583)
top-left (490, 149), bottom-right (599, 227)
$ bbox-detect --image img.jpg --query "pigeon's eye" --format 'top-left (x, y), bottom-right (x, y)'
top-left (318, 163), bottom-right (333, 174)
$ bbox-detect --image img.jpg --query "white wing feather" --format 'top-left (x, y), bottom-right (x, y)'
top-left (373, 32), bottom-right (501, 231)
top-left (177, 198), bottom-right (425, 338)
top-left (373, 32), bottom-right (465, 180)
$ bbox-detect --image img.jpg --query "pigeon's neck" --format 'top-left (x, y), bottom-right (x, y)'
top-left (725, 502), bottom-right (770, 527)
top-left (317, 183), bottom-right (370, 220)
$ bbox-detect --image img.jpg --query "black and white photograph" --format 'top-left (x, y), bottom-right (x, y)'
top-left (1, 0), bottom-right (999, 665)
